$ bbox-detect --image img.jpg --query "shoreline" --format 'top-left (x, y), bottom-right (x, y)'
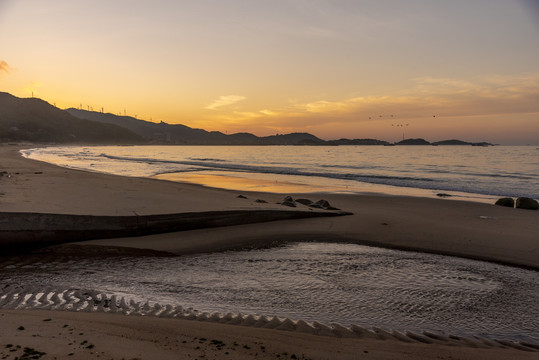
top-left (1, 143), bottom-right (538, 359)
top-left (22, 144), bottom-right (513, 205)
top-left (2, 144), bottom-right (538, 268)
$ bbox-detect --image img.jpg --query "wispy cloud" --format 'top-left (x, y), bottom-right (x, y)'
top-left (202, 73), bottom-right (539, 136)
top-left (289, 73), bottom-right (539, 120)
top-left (205, 95), bottom-right (246, 110)
top-left (0, 60), bottom-right (11, 75)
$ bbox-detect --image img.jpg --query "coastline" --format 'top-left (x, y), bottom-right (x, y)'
top-left (2, 144), bottom-right (537, 269)
top-left (1, 143), bottom-right (538, 359)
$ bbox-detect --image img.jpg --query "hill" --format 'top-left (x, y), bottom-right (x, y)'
top-left (2, 93), bottom-right (495, 146)
top-left (395, 138), bottom-right (431, 145)
top-left (431, 139), bottom-right (494, 146)
top-left (67, 108), bottom-right (323, 145)
top-left (0, 93), bottom-right (144, 144)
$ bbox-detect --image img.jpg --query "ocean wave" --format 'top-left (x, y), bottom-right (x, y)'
top-left (23, 146), bottom-right (539, 199)
top-left (102, 154), bottom-right (438, 184)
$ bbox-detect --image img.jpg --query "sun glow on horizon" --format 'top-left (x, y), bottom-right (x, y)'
top-left (1, 0), bottom-right (538, 144)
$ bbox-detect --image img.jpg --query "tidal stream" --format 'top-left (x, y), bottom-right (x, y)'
top-left (1, 243), bottom-right (537, 343)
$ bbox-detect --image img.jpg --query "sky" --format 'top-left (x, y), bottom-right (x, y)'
top-left (1, 0), bottom-right (539, 144)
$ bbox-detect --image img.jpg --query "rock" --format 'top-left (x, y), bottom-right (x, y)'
top-left (325, 206), bottom-right (341, 211)
top-left (516, 197), bottom-right (539, 210)
top-left (295, 198), bottom-right (313, 206)
top-left (314, 199), bottom-right (331, 208)
top-left (255, 199), bottom-right (267, 203)
top-left (495, 197), bottom-right (514, 208)
top-left (308, 199), bottom-right (340, 210)
top-left (237, 195), bottom-right (248, 199)
top-left (281, 201), bottom-right (296, 207)
top-left (309, 199), bottom-right (328, 208)
top-left (279, 196), bottom-right (296, 207)
top-left (436, 193), bottom-right (452, 197)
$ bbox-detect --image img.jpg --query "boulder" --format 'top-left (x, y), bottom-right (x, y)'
top-left (280, 200), bottom-right (296, 207)
top-left (325, 206), bottom-right (341, 211)
top-left (516, 197), bottom-right (539, 210)
top-left (309, 199), bottom-right (340, 210)
top-left (295, 198), bottom-right (313, 206)
top-left (314, 199), bottom-right (331, 208)
top-left (280, 196), bottom-right (296, 207)
top-left (495, 197), bottom-right (514, 208)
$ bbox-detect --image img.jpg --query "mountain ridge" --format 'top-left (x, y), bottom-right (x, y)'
top-left (0, 92), bottom-right (493, 146)
top-left (0, 92), bottom-right (144, 144)
top-left (66, 108), bottom-right (324, 145)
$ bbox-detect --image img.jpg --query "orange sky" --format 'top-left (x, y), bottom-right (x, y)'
top-left (1, 0), bottom-right (538, 144)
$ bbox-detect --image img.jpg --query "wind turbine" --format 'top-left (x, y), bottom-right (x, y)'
top-left (392, 123), bottom-right (409, 141)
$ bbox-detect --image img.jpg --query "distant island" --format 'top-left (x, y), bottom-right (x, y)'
top-left (395, 138), bottom-right (493, 146)
top-left (1, 92), bottom-right (493, 146)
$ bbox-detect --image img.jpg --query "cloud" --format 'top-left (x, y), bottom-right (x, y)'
top-left (193, 73), bottom-right (539, 141)
top-left (0, 60), bottom-right (10, 75)
top-left (201, 73), bottom-right (539, 137)
top-left (205, 95), bottom-right (246, 110)
top-left (288, 73), bottom-right (539, 121)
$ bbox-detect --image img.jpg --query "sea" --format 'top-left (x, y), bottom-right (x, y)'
top-left (9, 145), bottom-right (539, 343)
top-left (21, 145), bottom-right (539, 201)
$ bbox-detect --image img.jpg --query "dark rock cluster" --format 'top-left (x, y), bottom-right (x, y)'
top-left (495, 197), bottom-right (538, 210)
top-left (278, 196), bottom-right (340, 210)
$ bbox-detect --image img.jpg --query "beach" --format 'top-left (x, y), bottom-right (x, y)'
top-left (1, 143), bottom-right (538, 359)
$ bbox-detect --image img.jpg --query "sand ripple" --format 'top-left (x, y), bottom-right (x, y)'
top-left (0, 284), bottom-right (537, 351)
top-left (1, 243), bottom-right (537, 351)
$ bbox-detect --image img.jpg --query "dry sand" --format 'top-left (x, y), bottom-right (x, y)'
top-left (1, 143), bottom-right (538, 359)
top-left (2, 309), bottom-right (535, 360)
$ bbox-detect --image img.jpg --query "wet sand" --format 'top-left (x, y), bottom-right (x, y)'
top-left (1, 143), bottom-right (538, 359)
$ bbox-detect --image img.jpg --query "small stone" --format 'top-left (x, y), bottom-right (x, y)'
top-left (282, 196), bottom-right (294, 202)
top-left (314, 199), bottom-right (331, 208)
top-left (325, 206), bottom-right (340, 211)
top-left (436, 193), bottom-right (452, 197)
top-left (237, 195), bottom-right (248, 199)
top-left (255, 199), bottom-right (267, 203)
top-left (495, 197), bottom-right (514, 208)
top-left (516, 197), bottom-right (539, 210)
top-left (281, 201), bottom-right (296, 207)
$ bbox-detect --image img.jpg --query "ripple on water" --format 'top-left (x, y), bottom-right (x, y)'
top-left (0, 242), bottom-right (537, 343)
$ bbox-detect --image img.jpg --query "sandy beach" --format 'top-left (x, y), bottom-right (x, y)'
top-left (1, 143), bottom-right (538, 359)
top-left (2, 144), bottom-right (537, 268)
